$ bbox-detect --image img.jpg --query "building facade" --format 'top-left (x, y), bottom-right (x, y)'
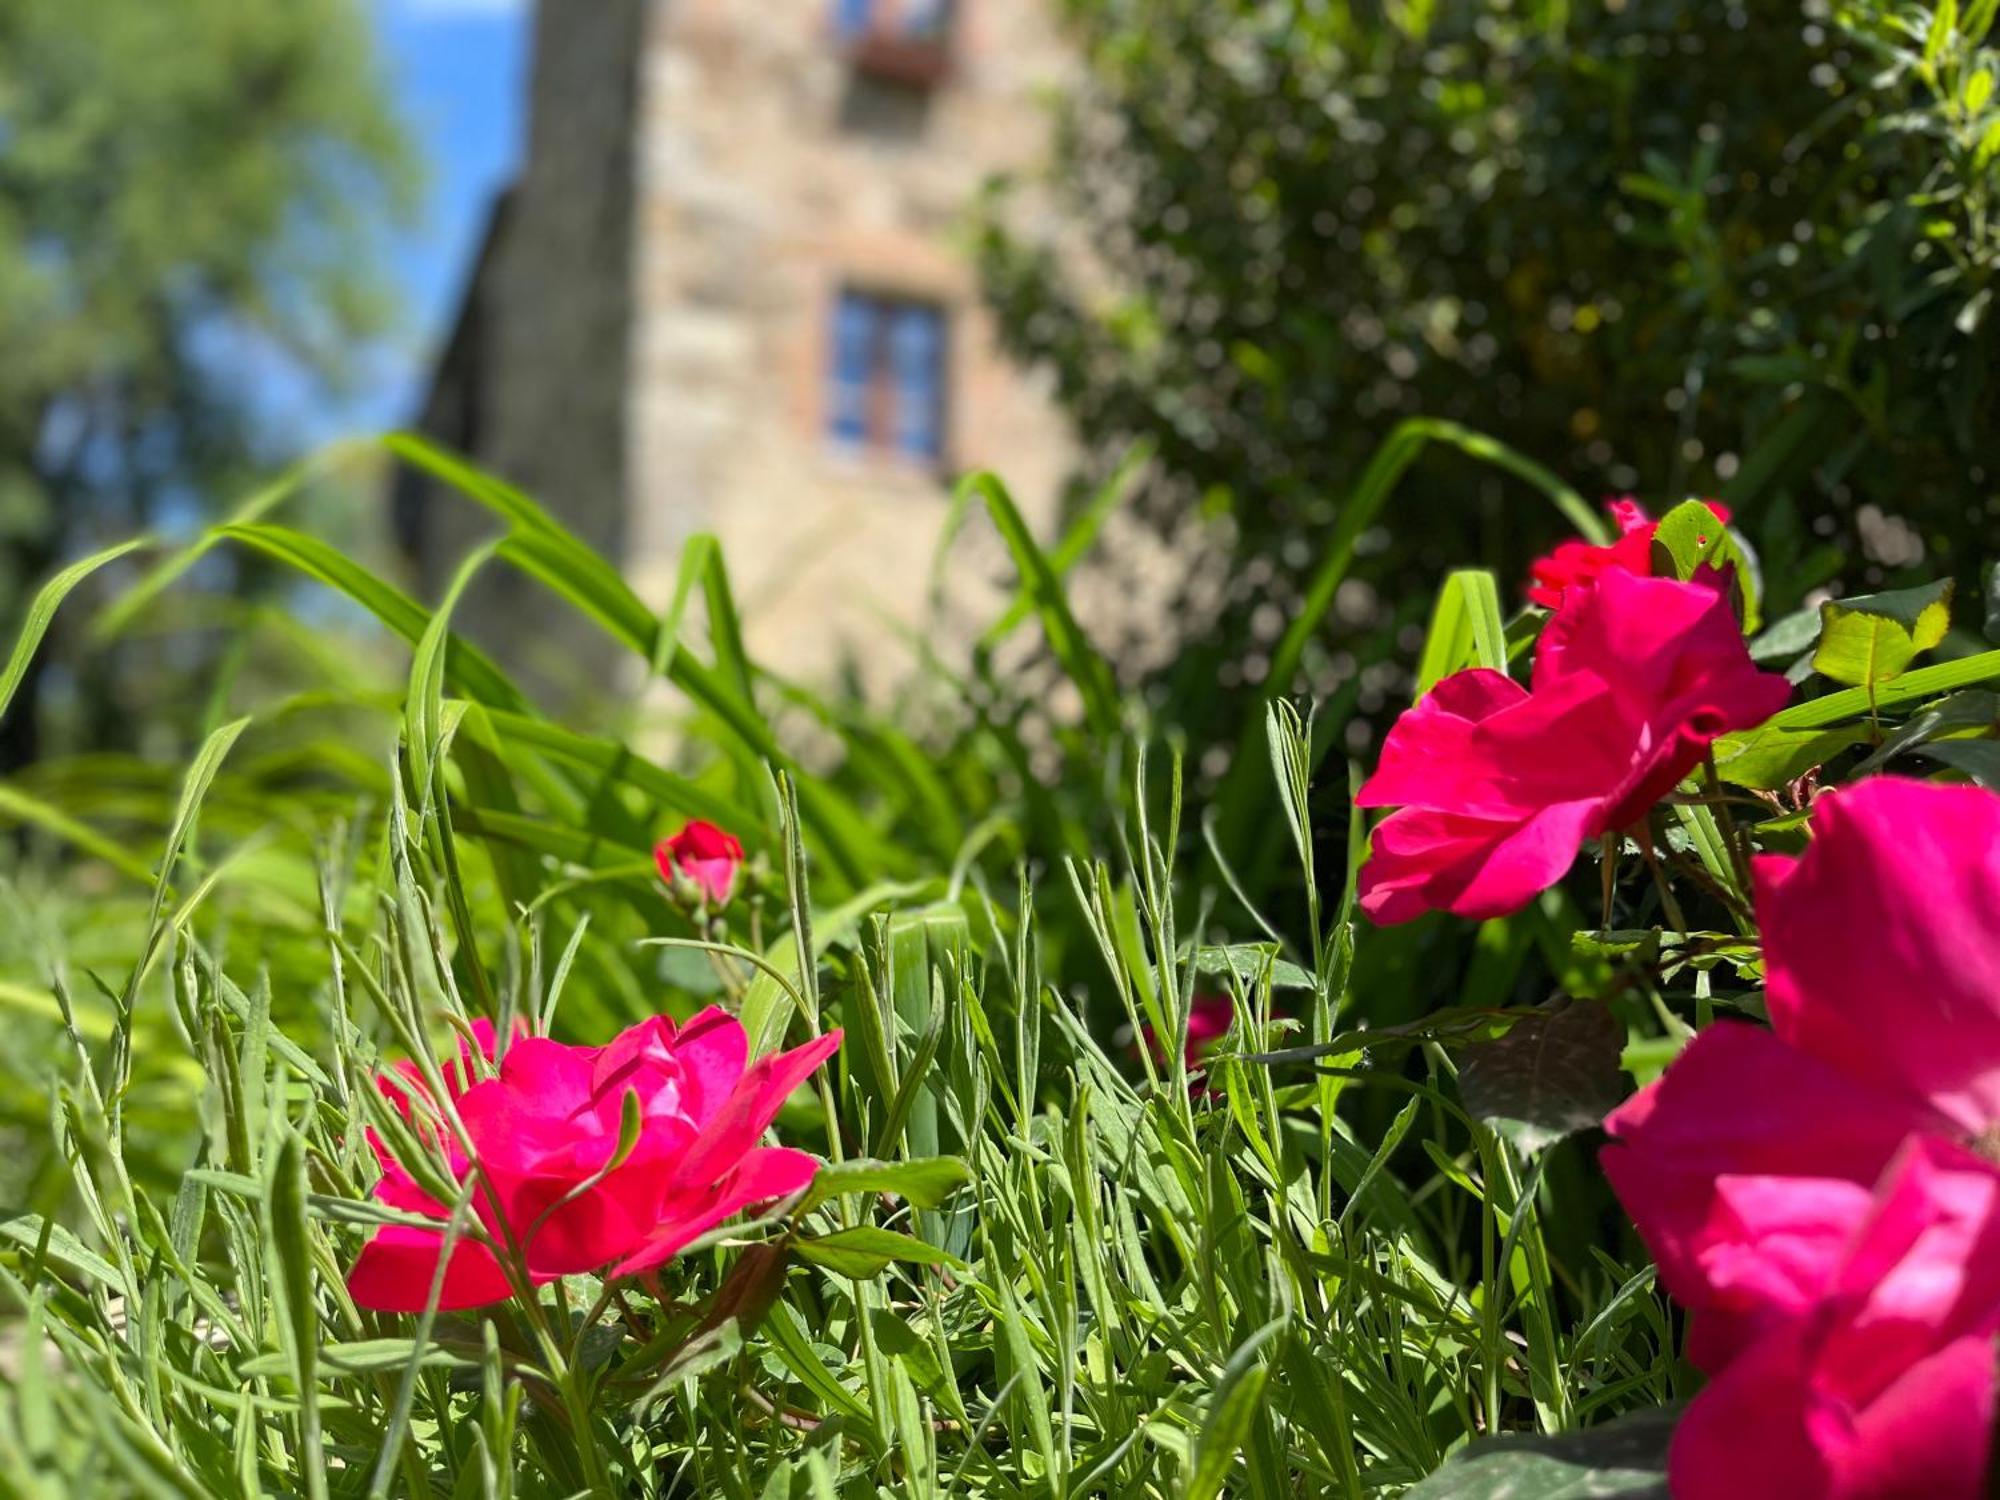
top-left (397, 0), bottom-right (1078, 702)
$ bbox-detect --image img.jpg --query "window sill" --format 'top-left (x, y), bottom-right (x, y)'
top-left (822, 439), bottom-right (953, 489)
top-left (843, 31), bottom-right (953, 88)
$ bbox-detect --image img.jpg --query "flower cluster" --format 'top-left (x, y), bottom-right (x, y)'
top-left (1363, 503), bottom-right (1999, 1495)
top-left (349, 1008), bottom-right (840, 1313)
top-left (1602, 778), bottom-right (2000, 1496)
top-left (1357, 565), bottom-right (1789, 923)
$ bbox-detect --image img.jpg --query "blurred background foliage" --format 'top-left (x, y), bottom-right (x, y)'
top-left (0, 0), bottom-right (413, 766)
top-left (979, 0), bottom-right (2000, 753)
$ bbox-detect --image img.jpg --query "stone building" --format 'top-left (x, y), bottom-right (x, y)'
top-left (394, 0), bottom-right (1079, 705)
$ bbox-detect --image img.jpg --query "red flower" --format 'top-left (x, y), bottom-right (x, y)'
top-left (1356, 568), bottom-right (1789, 924)
top-left (1601, 778), bottom-right (2000, 1497)
top-left (1525, 497), bottom-right (1731, 609)
top-left (348, 1011), bottom-right (839, 1313)
top-left (1142, 994), bottom-right (1236, 1069)
top-left (656, 821), bottom-right (745, 907)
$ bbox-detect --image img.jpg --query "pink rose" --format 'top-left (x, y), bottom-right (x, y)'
top-left (1602, 777), bottom-right (2000, 1496)
top-left (1356, 568), bottom-right (1789, 924)
top-left (1141, 993), bottom-right (1236, 1069)
top-left (348, 1010), bottom-right (839, 1313)
top-left (1525, 497), bottom-right (1731, 609)
top-left (656, 821), bottom-right (745, 908)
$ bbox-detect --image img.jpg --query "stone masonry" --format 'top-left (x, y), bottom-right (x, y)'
top-left (399, 0), bottom-right (1079, 705)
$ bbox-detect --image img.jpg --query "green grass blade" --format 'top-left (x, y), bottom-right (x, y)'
top-left (0, 538), bottom-right (152, 724)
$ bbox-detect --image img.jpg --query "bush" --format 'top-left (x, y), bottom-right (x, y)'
top-left (979, 0), bottom-right (2000, 751)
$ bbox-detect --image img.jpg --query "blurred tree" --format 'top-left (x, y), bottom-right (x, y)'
top-left (0, 0), bottom-right (412, 765)
top-left (979, 0), bottom-right (2000, 758)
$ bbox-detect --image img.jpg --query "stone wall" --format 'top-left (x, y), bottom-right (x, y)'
top-left (395, 0), bottom-right (647, 712)
top-left (625, 0), bottom-right (1079, 693)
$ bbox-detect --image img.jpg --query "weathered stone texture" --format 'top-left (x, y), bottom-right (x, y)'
top-left (404, 0), bottom-right (1078, 701)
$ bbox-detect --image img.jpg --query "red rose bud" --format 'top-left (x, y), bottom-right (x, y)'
top-left (655, 820), bottom-right (745, 908)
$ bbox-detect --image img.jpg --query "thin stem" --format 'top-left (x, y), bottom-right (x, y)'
top-left (1702, 749), bottom-right (1756, 897)
top-left (1638, 823), bottom-right (1688, 933)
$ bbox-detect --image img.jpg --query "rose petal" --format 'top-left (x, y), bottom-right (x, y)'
top-left (348, 1225), bottom-right (515, 1314)
top-left (612, 1146), bottom-right (821, 1278)
top-left (1757, 777), bottom-right (2000, 1136)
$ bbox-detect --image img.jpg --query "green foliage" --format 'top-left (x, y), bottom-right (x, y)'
top-left (980, 0), bottom-right (2000, 746)
top-left (1403, 1406), bottom-right (1676, 1500)
top-left (1812, 579), bottom-right (1956, 686)
top-left (1, 435), bottom-right (1996, 1494)
top-left (0, 0), bottom-right (410, 762)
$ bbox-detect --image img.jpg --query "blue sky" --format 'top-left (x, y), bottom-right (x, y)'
top-left (351, 0), bottom-right (531, 431)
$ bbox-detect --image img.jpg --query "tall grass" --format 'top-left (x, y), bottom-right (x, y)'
top-left (5, 432), bottom-right (1994, 1494)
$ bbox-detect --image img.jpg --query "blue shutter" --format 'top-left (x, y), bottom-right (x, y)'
top-left (889, 304), bottom-right (946, 461)
top-left (828, 291), bottom-right (877, 446)
top-left (833, 0), bottom-right (874, 40)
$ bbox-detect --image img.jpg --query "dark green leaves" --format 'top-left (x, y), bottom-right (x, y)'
top-left (1406, 1406), bottom-right (1678, 1499)
top-left (1455, 1000), bottom-right (1629, 1153)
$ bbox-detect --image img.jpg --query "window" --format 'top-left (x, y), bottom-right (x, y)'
top-left (833, 0), bottom-right (955, 85)
top-left (827, 290), bottom-right (948, 464)
top-left (833, 0), bottom-right (954, 41)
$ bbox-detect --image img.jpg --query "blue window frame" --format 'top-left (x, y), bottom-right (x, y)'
top-left (826, 290), bottom-right (948, 463)
top-left (833, 0), bottom-right (954, 40)
top-left (832, 0), bottom-right (874, 40)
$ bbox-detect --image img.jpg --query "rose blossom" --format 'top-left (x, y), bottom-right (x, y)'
top-left (1601, 777), bottom-right (2000, 1497)
top-left (1356, 567), bottom-right (1789, 924)
top-left (349, 1009), bottom-right (840, 1313)
top-left (1526, 497), bottom-right (1730, 609)
top-left (1139, 994), bottom-right (1231, 1068)
top-left (656, 820), bottom-right (745, 907)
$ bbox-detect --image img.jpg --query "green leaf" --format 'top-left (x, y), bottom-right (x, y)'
top-left (0, 538), bottom-right (151, 726)
top-left (1774, 647), bottom-right (2000, 728)
top-left (800, 1156), bottom-right (973, 1214)
top-left (1193, 944), bottom-right (1315, 991)
top-left (1648, 499), bottom-right (1761, 631)
top-left (265, 1133), bottom-right (328, 1500)
top-left (1710, 722), bottom-right (1868, 789)
top-left (1853, 690), bottom-right (1999, 775)
top-left (1454, 999), bottom-right (1629, 1153)
top-left (238, 1340), bottom-right (479, 1378)
top-left (947, 471), bottom-right (1122, 737)
top-left (793, 1226), bottom-right (965, 1279)
top-left (1405, 1405), bottom-right (1678, 1499)
top-left (1812, 580), bottom-right (1954, 688)
top-left (1185, 1317), bottom-right (1285, 1500)
top-left (1928, 739), bottom-right (2000, 788)
top-left (1747, 604), bottom-right (1822, 663)
top-left (1415, 569), bottom-right (1507, 697)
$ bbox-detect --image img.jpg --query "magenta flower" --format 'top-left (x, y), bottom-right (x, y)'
top-left (1525, 497), bottom-right (1730, 609)
top-left (1602, 777), bottom-right (2000, 1496)
top-left (656, 821), bottom-right (745, 907)
top-left (1142, 994), bottom-right (1236, 1070)
top-left (1356, 568), bottom-right (1789, 924)
top-left (349, 1010), bottom-right (840, 1313)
